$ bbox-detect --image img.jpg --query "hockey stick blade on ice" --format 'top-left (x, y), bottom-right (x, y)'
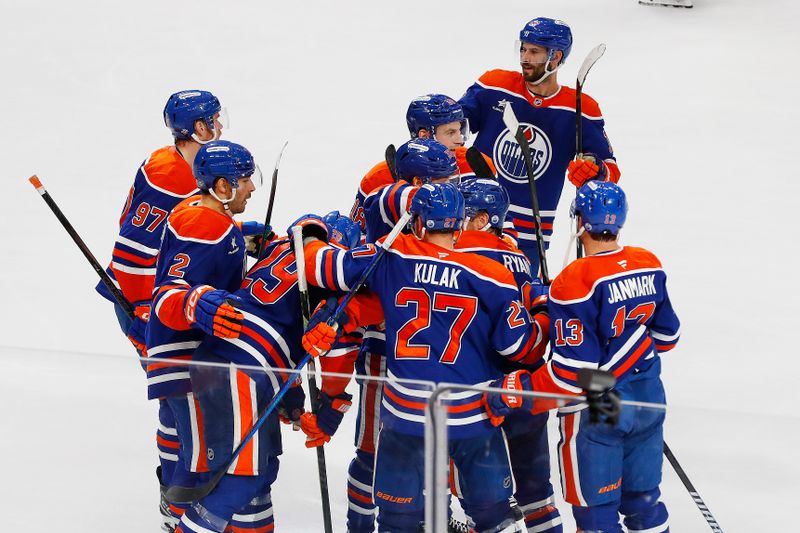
top-left (28, 175), bottom-right (136, 320)
top-left (465, 146), bottom-right (496, 180)
top-left (166, 213), bottom-right (412, 505)
top-left (664, 442), bottom-right (724, 532)
top-left (575, 43), bottom-right (606, 259)
top-left (257, 141), bottom-right (288, 258)
top-left (291, 226), bottom-right (334, 533)
top-left (501, 103), bottom-right (550, 284)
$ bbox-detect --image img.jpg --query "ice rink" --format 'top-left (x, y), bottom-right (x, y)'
top-left (1, 0), bottom-right (797, 530)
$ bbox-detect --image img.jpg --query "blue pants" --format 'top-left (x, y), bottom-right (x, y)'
top-left (558, 363), bottom-right (669, 532)
top-left (374, 428), bottom-right (514, 532)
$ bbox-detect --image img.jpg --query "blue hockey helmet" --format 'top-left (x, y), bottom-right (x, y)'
top-left (163, 90), bottom-right (223, 141)
top-left (396, 139), bottom-right (458, 184)
top-left (411, 182), bottom-right (465, 233)
top-left (570, 181), bottom-right (627, 235)
top-left (323, 211), bottom-right (361, 249)
top-left (193, 140), bottom-right (257, 192)
top-left (406, 94), bottom-right (468, 140)
top-left (458, 178), bottom-right (510, 229)
top-left (519, 17), bottom-right (572, 65)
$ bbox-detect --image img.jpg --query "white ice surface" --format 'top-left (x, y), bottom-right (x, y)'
top-left (1, 0), bottom-right (798, 530)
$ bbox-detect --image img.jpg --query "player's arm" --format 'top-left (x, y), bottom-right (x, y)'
top-left (571, 95), bottom-right (621, 186)
top-left (457, 77), bottom-right (487, 133)
top-left (490, 292), bottom-right (550, 367)
top-left (648, 276), bottom-right (681, 353)
top-left (363, 181), bottom-right (418, 232)
top-left (350, 161), bottom-right (394, 235)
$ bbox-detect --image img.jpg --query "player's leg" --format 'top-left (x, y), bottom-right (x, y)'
top-left (557, 409), bottom-right (625, 533)
top-left (503, 411), bottom-right (562, 532)
top-left (620, 371), bottom-right (669, 532)
top-left (347, 345), bottom-right (385, 532)
top-left (453, 429), bottom-right (520, 532)
top-left (157, 398), bottom-right (185, 531)
top-left (373, 428), bottom-right (425, 533)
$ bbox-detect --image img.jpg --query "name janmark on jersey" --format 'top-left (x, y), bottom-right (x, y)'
top-left (607, 274), bottom-right (657, 304)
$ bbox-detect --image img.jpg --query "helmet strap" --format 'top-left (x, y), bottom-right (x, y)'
top-left (209, 185), bottom-right (237, 216)
top-left (563, 225), bottom-right (585, 270)
top-left (527, 50), bottom-right (561, 85)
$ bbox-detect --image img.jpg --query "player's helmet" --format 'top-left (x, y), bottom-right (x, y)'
top-left (406, 94), bottom-right (468, 140)
top-left (458, 178), bottom-right (510, 229)
top-left (411, 182), bottom-right (465, 232)
top-left (164, 90), bottom-right (222, 141)
top-left (570, 181), bottom-right (627, 235)
top-left (323, 211), bottom-right (361, 249)
top-left (519, 17), bottom-right (572, 65)
top-left (193, 140), bottom-right (256, 192)
top-left (396, 139), bottom-right (458, 184)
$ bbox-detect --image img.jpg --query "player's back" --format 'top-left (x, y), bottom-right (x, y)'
top-left (98, 145), bottom-right (198, 304)
top-left (549, 246), bottom-right (680, 384)
top-left (372, 233), bottom-right (533, 438)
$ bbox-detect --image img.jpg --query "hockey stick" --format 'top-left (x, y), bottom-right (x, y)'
top-left (501, 103), bottom-right (550, 284)
top-left (385, 144), bottom-right (399, 182)
top-left (166, 212), bottom-right (412, 505)
top-left (28, 175), bottom-right (136, 320)
top-left (465, 146), bottom-right (496, 180)
top-left (291, 226), bottom-right (333, 533)
top-left (664, 442), bottom-right (724, 532)
top-left (256, 141), bottom-right (288, 258)
top-left (575, 44), bottom-right (607, 260)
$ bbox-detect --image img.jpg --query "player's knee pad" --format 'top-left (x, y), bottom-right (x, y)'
top-left (518, 500), bottom-right (562, 533)
top-left (572, 502), bottom-right (624, 533)
top-left (620, 489), bottom-right (669, 533)
top-left (347, 449), bottom-right (377, 532)
top-left (225, 493), bottom-right (274, 533)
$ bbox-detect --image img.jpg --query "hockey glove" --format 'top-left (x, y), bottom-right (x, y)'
top-left (184, 285), bottom-right (244, 339)
top-left (299, 392), bottom-right (353, 447)
top-left (586, 388), bottom-right (622, 426)
top-left (482, 370), bottom-right (535, 427)
top-left (126, 303), bottom-right (151, 356)
top-left (302, 297), bottom-right (351, 357)
top-left (567, 153), bottom-right (608, 188)
top-left (278, 380), bottom-right (306, 429)
top-left (528, 279), bottom-right (549, 316)
top-left (287, 214), bottom-right (328, 243)
top-left (241, 221), bottom-right (274, 257)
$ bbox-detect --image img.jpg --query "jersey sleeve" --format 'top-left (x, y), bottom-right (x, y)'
top-left (648, 276), bottom-right (681, 352)
top-left (458, 77), bottom-right (489, 133)
top-left (489, 289), bottom-right (548, 367)
top-left (543, 298), bottom-right (603, 394)
top-left (302, 239), bottom-right (380, 293)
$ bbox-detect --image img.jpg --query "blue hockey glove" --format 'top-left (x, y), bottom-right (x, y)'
top-left (482, 370), bottom-right (534, 427)
top-left (278, 381), bottom-right (306, 429)
top-left (183, 285), bottom-right (244, 339)
top-left (299, 392), bottom-right (353, 447)
top-left (287, 214), bottom-right (329, 243)
top-left (529, 279), bottom-right (550, 316)
top-left (241, 221), bottom-right (274, 257)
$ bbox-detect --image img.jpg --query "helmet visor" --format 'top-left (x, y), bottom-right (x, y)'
top-left (214, 107), bottom-right (230, 131)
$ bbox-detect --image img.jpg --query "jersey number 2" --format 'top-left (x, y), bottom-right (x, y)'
top-left (395, 288), bottom-right (477, 364)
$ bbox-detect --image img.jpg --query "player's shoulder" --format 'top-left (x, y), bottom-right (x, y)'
top-left (167, 198), bottom-right (235, 243)
top-left (141, 145), bottom-right (198, 197)
top-left (551, 246), bottom-right (663, 303)
top-left (455, 230), bottom-right (504, 252)
top-left (360, 161), bottom-right (394, 195)
top-left (477, 69), bottom-right (526, 93)
top-left (545, 85), bottom-right (602, 118)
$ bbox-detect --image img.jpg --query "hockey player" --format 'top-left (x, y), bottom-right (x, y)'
top-left (342, 138), bottom-right (458, 533)
top-left (145, 140), bottom-right (260, 529)
top-left (301, 182), bottom-right (550, 533)
top-left (349, 93), bottom-right (494, 235)
top-left (95, 89), bottom-right (225, 530)
top-left (459, 18), bottom-right (620, 270)
top-left (484, 181), bottom-right (680, 533)
top-left (455, 178), bottom-right (562, 532)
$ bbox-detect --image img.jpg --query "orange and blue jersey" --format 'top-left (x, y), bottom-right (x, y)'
top-left (459, 70), bottom-right (620, 258)
top-left (97, 146), bottom-right (198, 306)
top-left (529, 246), bottom-right (680, 404)
top-left (303, 233), bottom-right (548, 438)
top-left (349, 147), bottom-right (496, 235)
top-left (145, 197), bottom-right (247, 399)
top-left (455, 230), bottom-right (549, 373)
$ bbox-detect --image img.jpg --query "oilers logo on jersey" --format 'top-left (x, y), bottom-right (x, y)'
top-left (492, 121), bottom-right (552, 184)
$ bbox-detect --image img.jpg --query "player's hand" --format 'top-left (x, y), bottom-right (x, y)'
top-left (241, 221), bottom-right (274, 257)
top-left (299, 392), bottom-right (352, 447)
top-left (529, 279), bottom-right (549, 316)
top-left (287, 214), bottom-right (328, 243)
top-left (302, 322), bottom-right (339, 358)
top-left (278, 381), bottom-right (306, 429)
top-left (568, 153), bottom-right (607, 188)
top-left (126, 303), bottom-right (151, 355)
top-left (184, 285), bottom-right (244, 339)
top-left (482, 370), bottom-right (534, 426)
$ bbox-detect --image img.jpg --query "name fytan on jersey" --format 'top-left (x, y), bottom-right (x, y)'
top-left (414, 263), bottom-right (461, 289)
top-left (607, 274), bottom-right (657, 304)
